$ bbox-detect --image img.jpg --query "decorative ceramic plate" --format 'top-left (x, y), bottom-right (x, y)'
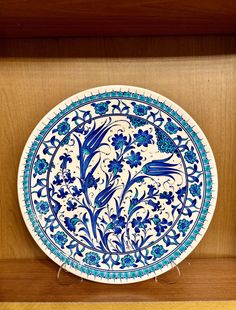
top-left (18, 85), bottom-right (217, 284)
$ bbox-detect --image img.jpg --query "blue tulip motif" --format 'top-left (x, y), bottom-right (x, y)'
top-left (74, 120), bottom-right (116, 181)
top-left (94, 184), bottom-right (118, 208)
top-left (82, 121), bottom-right (115, 155)
top-left (73, 120), bottom-right (117, 206)
top-left (142, 155), bottom-right (181, 179)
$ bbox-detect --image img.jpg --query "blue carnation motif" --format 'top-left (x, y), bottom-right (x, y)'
top-left (34, 157), bottom-right (48, 175)
top-left (152, 215), bottom-right (172, 236)
top-left (85, 173), bottom-right (99, 189)
top-left (52, 231), bottom-right (68, 248)
top-left (108, 159), bottom-right (123, 175)
top-left (151, 244), bottom-right (166, 260)
top-left (134, 129), bottom-right (153, 147)
top-left (111, 133), bottom-right (128, 150)
top-left (132, 216), bottom-right (150, 233)
top-left (184, 148), bottom-right (197, 164)
top-left (57, 188), bottom-right (68, 199)
top-left (132, 102), bottom-right (151, 116)
top-left (66, 200), bottom-right (77, 211)
top-left (121, 254), bottom-right (135, 268)
top-left (164, 118), bottom-right (179, 134)
top-left (152, 215), bottom-right (161, 225)
top-left (83, 251), bottom-right (100, 266)
top-left (57, 120), bottom-right (70, 135)
top-left (53, 174), bottom-right (63, 186)
top-left (64, 171), bottom-right (75, 184)
top-left (64, 215), bottom-right (79, 232)
top-left (190, 183), bottom-right (201, 198)
top-left (92, 101), bottom-right (110, 115)
top-left (35, 201), bottom-right (49, 214)
top-left (159, 191), bottom-right (174, 205)
top-left (71, 185), bottom-right (82, 197)
top-left (108, 214), bottom-right (126, 234)
top-left (177, 219), bottom-right (192, 236)
top-left (126, 150), bottom-right (142, 168)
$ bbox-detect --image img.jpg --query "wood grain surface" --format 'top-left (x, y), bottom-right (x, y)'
top-left (0, 0), bottom-right (236, 37)
top-left (0, 36), bottom-right (236, 261)
top-left (0, 258), bottom-right (236, 301)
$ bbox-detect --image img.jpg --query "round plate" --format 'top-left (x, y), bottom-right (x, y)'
top-left (18, 85), bottom-right (217, 284)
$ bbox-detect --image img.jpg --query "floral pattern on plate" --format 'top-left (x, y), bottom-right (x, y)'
top-left (18, 86), bottom-right (217, 284)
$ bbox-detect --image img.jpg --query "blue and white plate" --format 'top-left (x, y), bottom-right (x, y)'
top-left (18, 86), bottom-right (217, 284)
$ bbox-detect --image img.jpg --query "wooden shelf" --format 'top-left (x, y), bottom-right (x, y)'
top-left (1, 1), bottom-right (236, 38)
top-left (0, 258), bottom-right (235, 302)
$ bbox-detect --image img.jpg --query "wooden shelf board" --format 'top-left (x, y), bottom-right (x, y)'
top-left (0, 258), bottom-right (236, 302)
top-left (0, 1), bottom-right (236, 38)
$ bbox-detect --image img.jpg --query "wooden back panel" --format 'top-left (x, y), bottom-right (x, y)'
top-left (0, 36), bottom-right (235, 259)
